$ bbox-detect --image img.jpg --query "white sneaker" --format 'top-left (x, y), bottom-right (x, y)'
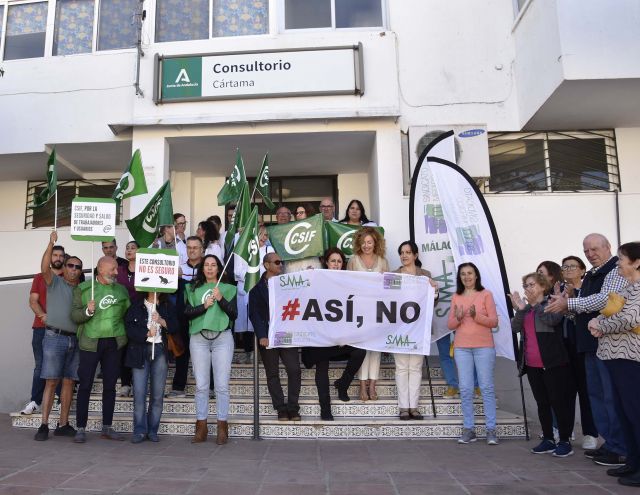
top-left (582, 435), bottom-right (598, 450)
top-left (20, 400), bottom-right (40, 415)
top-left (118, 385), bottom-right (131, 397)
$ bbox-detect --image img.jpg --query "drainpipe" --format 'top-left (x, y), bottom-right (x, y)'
top-left (134, 1), bottom-right (145, 97)
top-left (614, 190), bottom-right (621, 246)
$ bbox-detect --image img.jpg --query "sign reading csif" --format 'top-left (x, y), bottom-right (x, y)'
top-left (134, 248), bottom-right (179, 293)
top-left (156, 45), bottom-right (363, 103)
top-left (70, 197), bottom-right (116, 242)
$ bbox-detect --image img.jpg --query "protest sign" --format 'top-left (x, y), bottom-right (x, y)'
top-left (70, 197), bottom-right (117, 242)
top-left (268, 269), bottom-right (434, 354)
top-left (134, 248), bottom-right (179, 293)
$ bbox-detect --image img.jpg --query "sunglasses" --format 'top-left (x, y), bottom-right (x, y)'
top-left (66, 263), bottom-right (82, 270)
top-left (268, 260), bottom-right (283, 265)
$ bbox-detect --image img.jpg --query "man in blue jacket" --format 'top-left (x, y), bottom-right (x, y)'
top-left (249, 252), bottom-right (301, 421)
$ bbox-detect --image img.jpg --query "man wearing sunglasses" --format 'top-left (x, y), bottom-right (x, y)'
top-left (34, 231), bottom-right (83, 441)
top-left (249, 253), bottom-right (302, 421)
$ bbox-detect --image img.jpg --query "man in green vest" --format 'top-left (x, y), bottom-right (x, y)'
top-left (71, 256), bottom-right (130, 443)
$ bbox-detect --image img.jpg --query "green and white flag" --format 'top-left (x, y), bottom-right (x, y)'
top-left (29, 149), bottom-right (57, 209)
top-left (233, 206), bottom-right (261, 292)
top-left (268, 214), bottom-right (325, 261)
top-left (224, 180), bottom-right (251, 248)
top-left (324, 222), bottom-right (385, 257)
top-left (253, 153), bottom-right (275, 210)
top-left (112, 149), bottom-right (147, 202)
top-left (125, 181), bottom-right (174, 247)
top-left (217, 149), bottom-right (247, 206)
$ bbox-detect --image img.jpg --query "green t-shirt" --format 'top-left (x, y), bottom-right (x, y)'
top-left (186, 282), bottom-right (237, 335)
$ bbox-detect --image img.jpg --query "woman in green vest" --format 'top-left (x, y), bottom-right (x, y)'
top-left (185, 254), bottom-right (237, 445)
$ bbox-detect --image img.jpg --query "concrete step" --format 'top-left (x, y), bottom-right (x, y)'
top-left (10, 410), bottom-right (525, 439)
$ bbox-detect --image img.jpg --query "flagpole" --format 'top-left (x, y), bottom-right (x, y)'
top-left (152, 292), bottom-right (156, 361)
top-left (91, 242), bottom-right (95, 301)
top-left (54, 190), bottom-right (58, 231)
top-left (216, 251), bottom-right (235, 289)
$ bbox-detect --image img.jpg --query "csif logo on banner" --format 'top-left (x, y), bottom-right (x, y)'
top-left (284, 222), bottom-right (316, 255)
top-left (201, 289), bottom-right (213, 304)
top-left (99, 295), bottom-right (118, 310)
top-left (142, 196), bottom-right (163, 233)
top-left (336, 230), bottom-right (355, 252)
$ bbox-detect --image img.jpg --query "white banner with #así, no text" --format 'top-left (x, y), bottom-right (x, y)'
top-left (268, 270), bottom-right (435, 354)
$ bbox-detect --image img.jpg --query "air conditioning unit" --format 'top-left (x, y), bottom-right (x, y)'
top-left (407, 125), bottom-right (490, 179)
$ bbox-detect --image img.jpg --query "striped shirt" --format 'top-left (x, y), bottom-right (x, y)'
top-left (596, 280), bottom-right (640, 362)
top-left (567, 258), bottom-right (628, 314)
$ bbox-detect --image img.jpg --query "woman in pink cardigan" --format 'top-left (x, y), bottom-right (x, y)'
top-left (448, 262), bottom-right (499, 445)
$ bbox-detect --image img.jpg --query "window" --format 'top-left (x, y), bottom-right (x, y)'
top-left (0, 6), bottom-right (4, 48)
top-left (4, 2), bottom-right (48, 60)
top-left (284, 0), bottom-right (383, 30)
top-left (155, 0), bottom-right (209, 42)
top-left (212, 0), bottom-right (268, 37)
top-left (97, 0), bottom-right (138, 51)
top-left (54, 0), bottom-right (95, 55)
top-left (488, 131), bottom-right (619, 193)
top-left (26, 180), bottom-right (123, 229)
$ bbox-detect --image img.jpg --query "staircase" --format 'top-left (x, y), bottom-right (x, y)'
top-left (10, 353), bottom-right (526, 440)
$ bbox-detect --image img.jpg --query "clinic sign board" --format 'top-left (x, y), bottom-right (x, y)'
top-left (154, 44), bottom-right (364, 103)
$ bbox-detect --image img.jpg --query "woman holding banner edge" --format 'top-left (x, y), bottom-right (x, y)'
top-left (394, 241), bottom-right (439, 420)
top-left (347, 227), bottom-right (389, 401)
top-left (448, 262), bottom-right (499, 445)
top-left (185, 254), bottom-right (237, 445)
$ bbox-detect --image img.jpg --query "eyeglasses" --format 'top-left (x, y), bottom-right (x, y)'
top-left (66, 263), bottom-right (82, 270)
top-left (320, 204), bottom-right (333, 209)
top-left (522, 283), bottom-right (537, 289)
top-left (295, 210), bottom-right (305, 215)
top-left (268, 260), bottom-right (283, 265)
top-left (561, 265), bottom-right (580, 271)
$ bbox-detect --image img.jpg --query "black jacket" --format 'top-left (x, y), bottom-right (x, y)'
top-left (124, 298), bottom-right (178, 369)
top-left (512, 297), bottom-right (567, 376)
top-left (248, 274), bottom-right (270, 340)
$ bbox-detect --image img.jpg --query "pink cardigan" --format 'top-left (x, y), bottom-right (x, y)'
top-left (447, 290), bottom-right (498, 348)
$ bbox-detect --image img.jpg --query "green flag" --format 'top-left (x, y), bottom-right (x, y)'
top-left (112, 149), bottom-right (147, 202)
top-left (125, 181), bottom-right (174, 247)
top-left (29, 149), bottom-right (57, 209)
top-left (217, 149), bottom-right (247, 206)
top-left (233, 206), bottom-right (261, 292)
top-left (253, 153), bottom-right (275, 210)
top-left (267, 214), bottom-right (325, 261)
top-left (324, 221), bottom-right (385, 257)
top-left (224, 180), bottom-right (252, 248)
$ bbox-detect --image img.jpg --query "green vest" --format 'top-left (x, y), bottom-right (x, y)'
top-left (77, 280), bottom-right (130, 350)
top-left (186, 282), bottom-right (236, 334)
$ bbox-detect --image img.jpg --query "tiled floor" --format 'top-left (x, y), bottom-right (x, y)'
top-left (1, 415), bottom-right (636, 494)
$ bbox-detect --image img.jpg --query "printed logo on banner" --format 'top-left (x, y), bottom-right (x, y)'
top-left (383, 274), bottom-right (402, 290)
top-left (201, 289), bottom-right (213, 304)
top-left (278, 274), bottom-right (310, 290)
top-left (455, 225), bottom-right (484, 255)
top-left (274, 332), bottom-right (293, 346)
top-left (337, 230), bottom-right (355, 252)
top-left (454, 188), bottom-right (485, 255)
top-left (424, 203), bottom-right (447, 234)
top-left (385, 334), bottom-right (418, 350)
top-left (432, 255), bottom-right (457, 318)
top-left (162, 57), bottom-right (202, 99)
top-left (284, 222), bottom-right (317, 255)
top-left (99, 295), bottom-right (118, 310)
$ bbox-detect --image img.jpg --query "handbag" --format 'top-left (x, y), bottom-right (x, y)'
top-left (600, 292), bottom-right (640, 334)
top-left (167, 332), bottom-right (185, 357)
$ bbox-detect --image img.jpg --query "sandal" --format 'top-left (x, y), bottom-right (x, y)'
top-left (409, 408), bottom-right (424, 420)
top-left (399, 409), bottom-right (411, 420)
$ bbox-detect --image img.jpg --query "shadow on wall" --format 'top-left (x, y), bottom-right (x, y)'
top-left (0, 282), bottom-right (34, 413)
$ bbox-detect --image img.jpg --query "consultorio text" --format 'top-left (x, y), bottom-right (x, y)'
top-left (210, 59), bottom-right (291, 89)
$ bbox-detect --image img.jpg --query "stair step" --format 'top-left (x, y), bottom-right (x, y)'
top-left (10, 411), bottom-right (525, 439)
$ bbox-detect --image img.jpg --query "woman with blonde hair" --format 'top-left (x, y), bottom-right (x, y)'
top-left (347, 227), bottom-right (389, 401)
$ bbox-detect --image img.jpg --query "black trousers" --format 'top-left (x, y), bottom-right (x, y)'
top-left (172, 322), bottom-right (191, 391)
top-left (119, 351), bottom-right (132, 387)
top-left (310, 346), bottom-right (366, 410)
top-left (606, 359), bottom-right (640, 469)
top-left (76, 338), bottom-right (121, 428)
top-left (258, 346), bottom-right (301, 413)
top-left (564, 337), bottom-right (598, 437)
top-left (526, 364), bottom-right (576, 442)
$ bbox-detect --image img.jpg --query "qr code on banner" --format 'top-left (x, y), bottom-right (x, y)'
top-left (383, 274), bottom-right (402, 290)
top-left (273, 332), bottom-right (293, 346)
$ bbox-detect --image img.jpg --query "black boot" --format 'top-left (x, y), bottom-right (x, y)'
top-left (334, 371), bottom-right (354, 402)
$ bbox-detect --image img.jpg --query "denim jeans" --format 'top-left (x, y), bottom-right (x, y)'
top-left (132, 344), bottom-right (168, 436)
top-left (190, 331), bottom-right (234, 421)
top-left (454, 347), bottom-right (497, 430)
top-left (584, 352), bottom-right (626, 456)
top-left (30, 328), bottom-right (46, 404)
top-left (436, 334), bottom-right (458, 388)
